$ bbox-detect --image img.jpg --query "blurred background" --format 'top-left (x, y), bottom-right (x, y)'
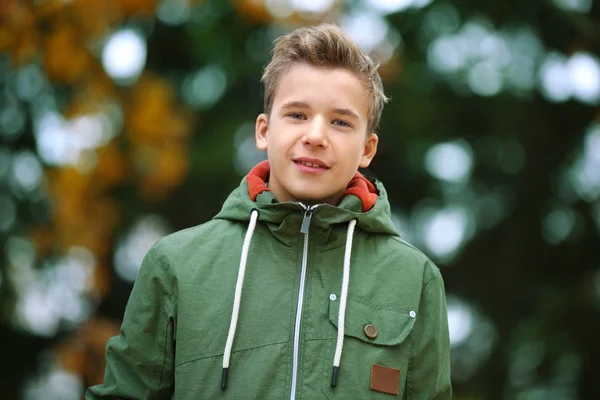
top-left (0, 0), bottom-right (599, 399)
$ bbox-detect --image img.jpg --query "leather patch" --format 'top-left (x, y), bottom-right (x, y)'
top-left (370, 364), bottom-right (400, 395)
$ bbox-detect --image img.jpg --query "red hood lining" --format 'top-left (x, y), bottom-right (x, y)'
top-left (246, 160), bottom-right (378, 212)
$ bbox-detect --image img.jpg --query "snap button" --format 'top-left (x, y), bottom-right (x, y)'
top-left (329, 294), bottom-right (337, 301)
top-left (364, 323), bottom-right (378, 339)
top-left (409, 311), bottom-right (416, 318)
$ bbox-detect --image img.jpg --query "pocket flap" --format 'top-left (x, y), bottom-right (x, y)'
top-left (328, 297), bottom-right (416, 346)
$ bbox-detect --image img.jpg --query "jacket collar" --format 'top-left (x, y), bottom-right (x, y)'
top-left (214, 161), bottom-right (399, 244)
top-left (246, 160), bottom-right (378, 213)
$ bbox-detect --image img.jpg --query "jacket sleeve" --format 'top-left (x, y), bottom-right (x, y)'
top-left (86, 243), bottom-right (176, 400)
top-left (406, 260), bottom-right (452, 399)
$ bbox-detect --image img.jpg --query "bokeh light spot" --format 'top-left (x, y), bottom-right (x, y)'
top-left (289, 0), bottom-right (334, 14)
top-left (114, 215), bottom-right (170, 282)
top-left (543, 206), bottom-right (576, 244)
top-left (8, 239), bottom-right (95, 336)
top-left (266, 0), bottom-right (294, 18)
top-left (390, 211), bottom-right (416, 245)
top-left (367, 0), bottom-right (434, 14)
top-left (552, 0), bottom-right (592, 13)
top-left (447, 297), bottom-right (473, 346)
top-left (508, 341), bottom-right (546, 388)
top-left (68, 115), bottom-right (107, 150)
top-left (539, 52), bottom-right (571, 102)
top-left (234, 121), bottom-right (267, 175)
top-left (422, 3), bottom-right (461, 39)
top-left (0, 105), bottom-right (25, 140)
top-left (339, 12), bottom-right (389, 54)
top-left (566, 52), bottom-right (600, 104)
top-left (16, 287), bottom-right (60, 337)
top-left (34, 112), bottom-right (70, 166)
top-left (425, 141), bottom-right (473, 183)
top-left (539, 52), bottom-right (600, 104)
top-left (479, 34), bottom-right (512, 68)
top-left (428, 36), bottom-right (465, 73)
top-left (366, 0), bottom-right (413, 13)
top-left (12, 151), bottom-right (43, 193)
top-left (6, 236), bottom-right (36, 273)
top-left (34, 112), bottom-right (110, 167)
top-left (568, 123), bottom-right (600, 202)
top-left (23, 363), bottom-right (83, 400)
top-left (447, 295), bottom-right (497, 383)
top-left (423, 206), bottom-right (470, 260)
top-left (102, 29), bottom-right (147, 84)
top-left (468, 61), bottom-right (502, 96)
top-left (157, 0), bottom-right (191, 26)
top-left (16, 63), bottom-right (45, 102)
top-left (183, 65), bottom-right (227, 110)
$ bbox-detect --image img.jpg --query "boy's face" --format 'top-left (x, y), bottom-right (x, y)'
top-left (255, 62), bottom-right (378, 206)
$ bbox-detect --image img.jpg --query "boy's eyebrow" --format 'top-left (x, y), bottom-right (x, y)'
top-left (281, 100), bottom-right (311, 110)
top-left (332, 108), bottom-right (360, 120)
top-left (281, 101), bottom-right (360, 121)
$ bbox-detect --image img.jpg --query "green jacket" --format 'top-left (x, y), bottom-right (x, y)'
top-left (86, 163), bottom-right (452, 399)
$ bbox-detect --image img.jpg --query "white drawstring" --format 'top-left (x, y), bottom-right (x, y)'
top-left (331, 219), bottom-right (357, 387)
top-left (221, 209), bottom-right (259, 389)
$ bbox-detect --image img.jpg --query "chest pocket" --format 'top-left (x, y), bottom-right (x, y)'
top-left (328, 297), bottom-right (416, 345)
top-left (323, 297), bottom-right (417, 398)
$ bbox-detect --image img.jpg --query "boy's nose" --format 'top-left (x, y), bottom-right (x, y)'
top-left (303, 118), bottom-right (328, 147)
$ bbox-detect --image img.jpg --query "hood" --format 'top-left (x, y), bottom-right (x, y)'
top-left (214, 161), bottom-right (399, 237)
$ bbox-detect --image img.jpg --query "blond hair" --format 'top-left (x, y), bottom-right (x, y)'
top-left (261, 23), bottom-right (389, 134)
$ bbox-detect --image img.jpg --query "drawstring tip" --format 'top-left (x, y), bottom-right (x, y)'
top-left (331, 366), bottom-right (339, 387)
top-left (221, 368), bottom-right (228, 389)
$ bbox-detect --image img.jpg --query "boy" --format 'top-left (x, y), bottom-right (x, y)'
top-left (87, 23), bottom-right (452, 399)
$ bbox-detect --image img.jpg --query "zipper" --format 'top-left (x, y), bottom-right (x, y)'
top-left (290, 203), bottom-right (318, 400)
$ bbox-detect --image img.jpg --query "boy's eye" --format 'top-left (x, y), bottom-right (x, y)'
top-left (333, 119), bottom-right (352, 128)
top-left (287, 113), bottom-right (306, 120)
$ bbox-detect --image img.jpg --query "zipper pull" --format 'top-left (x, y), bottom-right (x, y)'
top-left (300, 209), bottom-right (313, 234)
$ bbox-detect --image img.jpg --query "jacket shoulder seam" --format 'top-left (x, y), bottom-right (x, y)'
top-left (149, 246), bottom-right (178, 308)
top-left (389, 237), bottom-right (443, 287)
top-left (390, 236), bottom-right (435, 263)
top-left (157, 219), bottom-right (227, 241)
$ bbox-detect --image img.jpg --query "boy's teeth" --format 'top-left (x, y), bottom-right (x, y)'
top-left (300, 161), bottom-right (317, 167)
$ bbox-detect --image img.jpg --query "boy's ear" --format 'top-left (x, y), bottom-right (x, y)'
top-left (255, 113), bottom-right (269, 150)
top-left (359, 133), bottom-right (378, 168)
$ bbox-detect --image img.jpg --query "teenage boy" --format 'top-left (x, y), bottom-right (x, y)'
top-left (87, 23), bottom-right (452, 399)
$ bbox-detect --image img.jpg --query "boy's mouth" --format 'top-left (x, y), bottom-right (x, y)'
top-left (297, 160), bottom-right (326, 168)
top-left (293, 157), bottom-right (329, 168)
top-left (293, 157), bottom-right (330, 173)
